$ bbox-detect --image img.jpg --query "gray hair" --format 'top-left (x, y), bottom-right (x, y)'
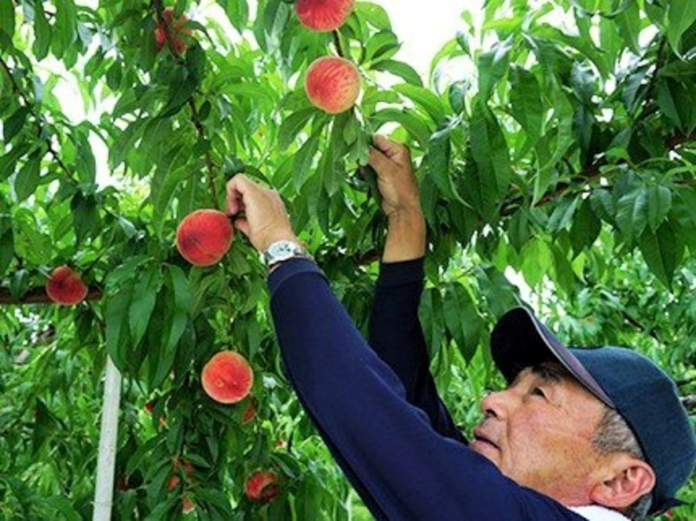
top-left (592, 407), bottom-right (653, 521)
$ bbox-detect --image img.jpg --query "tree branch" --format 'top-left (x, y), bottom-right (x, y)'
top-left (501, 130), bottom-right (696, 216)
top-left (620, 310), bottom-right (661, 343)
top-left (0, 287), bottom-right (102, 305)
top-left (152, 0), bottom-right (219, 206)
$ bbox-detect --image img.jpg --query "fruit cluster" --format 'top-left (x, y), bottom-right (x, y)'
top-left (42, 0), bottom-right (365, 513)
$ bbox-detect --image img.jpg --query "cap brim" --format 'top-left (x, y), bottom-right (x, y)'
top-left (490, 307), bottom-right (615, 408)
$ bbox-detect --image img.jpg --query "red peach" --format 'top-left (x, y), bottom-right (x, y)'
top-left (295, 0), bottom-right (354, 32)
top-left (305, 56), bottom-right (361, 114)
top-left (46, 266), bottom-right (88, 305)
top-left (244, 470), bottom-right (279, 503)
top-left (201, 352), bottom-right (253, 404)
top-left (176, 209), bottom-right (233, 266)
top-left (155, 7), bottom-right (192, 55)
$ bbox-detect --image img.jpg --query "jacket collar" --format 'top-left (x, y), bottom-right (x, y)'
top-left (568, 505), bottom-right (630, 521)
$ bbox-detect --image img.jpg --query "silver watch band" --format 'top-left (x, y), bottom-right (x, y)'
top-left (263, 240), bottom-right (312, 268)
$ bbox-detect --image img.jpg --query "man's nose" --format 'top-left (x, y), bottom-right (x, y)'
top-left (480, 389), bottom-right (513, 419)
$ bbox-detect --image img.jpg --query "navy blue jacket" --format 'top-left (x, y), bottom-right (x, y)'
top-left (268, 257), bottom-right (586, 521)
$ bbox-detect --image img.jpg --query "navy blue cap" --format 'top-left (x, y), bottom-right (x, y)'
top-left (490, 306), bottom-right (696, 515)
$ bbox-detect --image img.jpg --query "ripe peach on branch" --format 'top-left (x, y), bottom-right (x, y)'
top-left (305, 56), bottom-right (361, 114)
top-left (176, 209), bottom-right (234, 266)
top-left (295, 0), bottom-right (354, 32)
top-left (45, 265), bottom-right (88, 305)
top-left (201, 351), bottom-right (253, 404)
top-left (155, 7), bottom-right (192, 55)
top-left (245, 470), bottom-right (279, 503)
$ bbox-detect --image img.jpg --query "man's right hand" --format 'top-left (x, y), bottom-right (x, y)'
top-left (368, 135), bottom-right (426, 262)
top-left (368, 135), bottom-right (422, 220)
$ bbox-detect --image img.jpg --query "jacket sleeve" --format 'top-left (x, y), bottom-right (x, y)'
top-left (268, 259), bottom-right (586, 521)
top-left (368, 258), bottom-right (464, 443)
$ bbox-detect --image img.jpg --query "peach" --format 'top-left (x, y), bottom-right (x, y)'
top-left (305, 56), bottom-right (361, 114)
top-left (155, 7), bottom-right (191, 55)
top-left (46, 266), bottom-right (88, 305)
top-left (295, 0), bottom-right (354, 32)
top-left (201, 351), bottom-right (253, 404)
top-left (176, 209), bottom-right (233, 266)
top-left (168, 460), bottom-right (195, 491)
top-left (244, 470), bottom-right (279, 503)
top-left (182, 495), bottom-right (195, 514)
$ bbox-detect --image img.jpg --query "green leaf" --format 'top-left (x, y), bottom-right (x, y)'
top-left (548, 198), bottom-right (579, 235)
top-left (32, 0), bottom-right (51, 60)
top-left (13, 151), bottom-right (43, 202)
top-left (39, 496), bottom-right (80, 521)
top-left (0, 0), bottom-right (15, 40)
top-left (369, 108), bottom-right (432, 148)
top-left (443, 283), bottom-right (483, 362)
top-left (510, 68), bottom-right (543, 140)
top-left (12, 208), bottom-right (52, 264)
top-left (105, 285), bottom-right (133, 372)
top-left (293, 125), bottom-right (324, 191)
top-left (570, 198), bottom-right (601, 255)
top-left (667, 0), bottom-right (696, 55)
top-left (0, 216), bottom-right (13, 277)
top-left (646, 185), bottom-right (672, 232)
top-left (217, 0), bottom-right (250, 33)
top-left (469, 101), bottom-right (513, 219)
top-left (370, 59), bottom-right (423, 87)
top-left (393, 84), bottom-right (448, 125)
top-left (70, 192), bottom-right (100, 244)
top-left (149, 266), bottom-right (190, 388)
top-left (278, 108), bottom-right (318, 151)
top-left (364, 30), bottom-right (400, 65)
top-left (355, 2), bottom-right (392, 30)
top-left (423, 121), bottom-right (460, 202)
top-left (616, 188), bottom-right (648, 240)
top-left (477, 35), bottom-right (513, 102)
top-left (53, 0), bottom-right (78, 59)
top-left (638, 220), bottom-right (684, 287)
top-left (3, 106), bottom-right (30, 143)
top-left (129, 265), bottom-right (163, 348)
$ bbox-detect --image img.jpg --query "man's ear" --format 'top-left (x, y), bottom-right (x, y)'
top-left (589, 454), bottom-right (656, 510)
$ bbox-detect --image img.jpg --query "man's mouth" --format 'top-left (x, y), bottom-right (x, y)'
top-left (472, 428), bottom-right (500, 451)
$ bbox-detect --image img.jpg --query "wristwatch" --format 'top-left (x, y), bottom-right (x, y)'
top-left (262, 240), bottom-right (312, 268)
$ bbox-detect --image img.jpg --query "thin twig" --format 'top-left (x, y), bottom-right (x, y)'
top-left (332, 31), bottom-right (345, 58)
top-left (0, 55), bottom-right (71, 175)
top-left (153, 0), bottom-right (218, 205)
top-left (187, 98), bottom-right (218, 204)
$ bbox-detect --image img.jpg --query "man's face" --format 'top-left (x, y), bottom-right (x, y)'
top-left (470, 364), bottom-right (609, 505)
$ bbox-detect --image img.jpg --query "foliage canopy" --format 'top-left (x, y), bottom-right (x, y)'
top-left (0, 0), bottom-right (695, 519)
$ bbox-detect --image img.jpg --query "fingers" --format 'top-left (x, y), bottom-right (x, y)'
top-left (368, 145), bottom-right (391, 173)
top-left (233, 217), bottom-right (251, 237)
top-left (226, 174), bottom-right (254, 216)
top-left (372, 134), bottom-right (410, 162)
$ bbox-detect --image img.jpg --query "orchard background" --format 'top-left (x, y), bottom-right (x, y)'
top-left (1, 0), bottom-right (695, 519)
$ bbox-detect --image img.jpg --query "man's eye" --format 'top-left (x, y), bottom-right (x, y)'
top-left (532, 387), bottom-right (546, 398)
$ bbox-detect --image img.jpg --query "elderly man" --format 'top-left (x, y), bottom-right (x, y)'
top-left (225, 136), bottom-right (695, 521)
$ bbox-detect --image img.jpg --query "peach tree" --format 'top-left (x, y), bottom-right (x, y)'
top-left (0, 0), bottom-right (694, 519)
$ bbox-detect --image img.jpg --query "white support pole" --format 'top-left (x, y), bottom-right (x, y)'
top-left (93, 357), bottom-right (122, 521)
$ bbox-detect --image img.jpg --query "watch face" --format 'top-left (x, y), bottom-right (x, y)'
top-left (270, 242), bottom-right (293, 256)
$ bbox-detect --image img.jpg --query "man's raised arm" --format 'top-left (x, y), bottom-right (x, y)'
top-left (367, 136), bottom-right (464, 441)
